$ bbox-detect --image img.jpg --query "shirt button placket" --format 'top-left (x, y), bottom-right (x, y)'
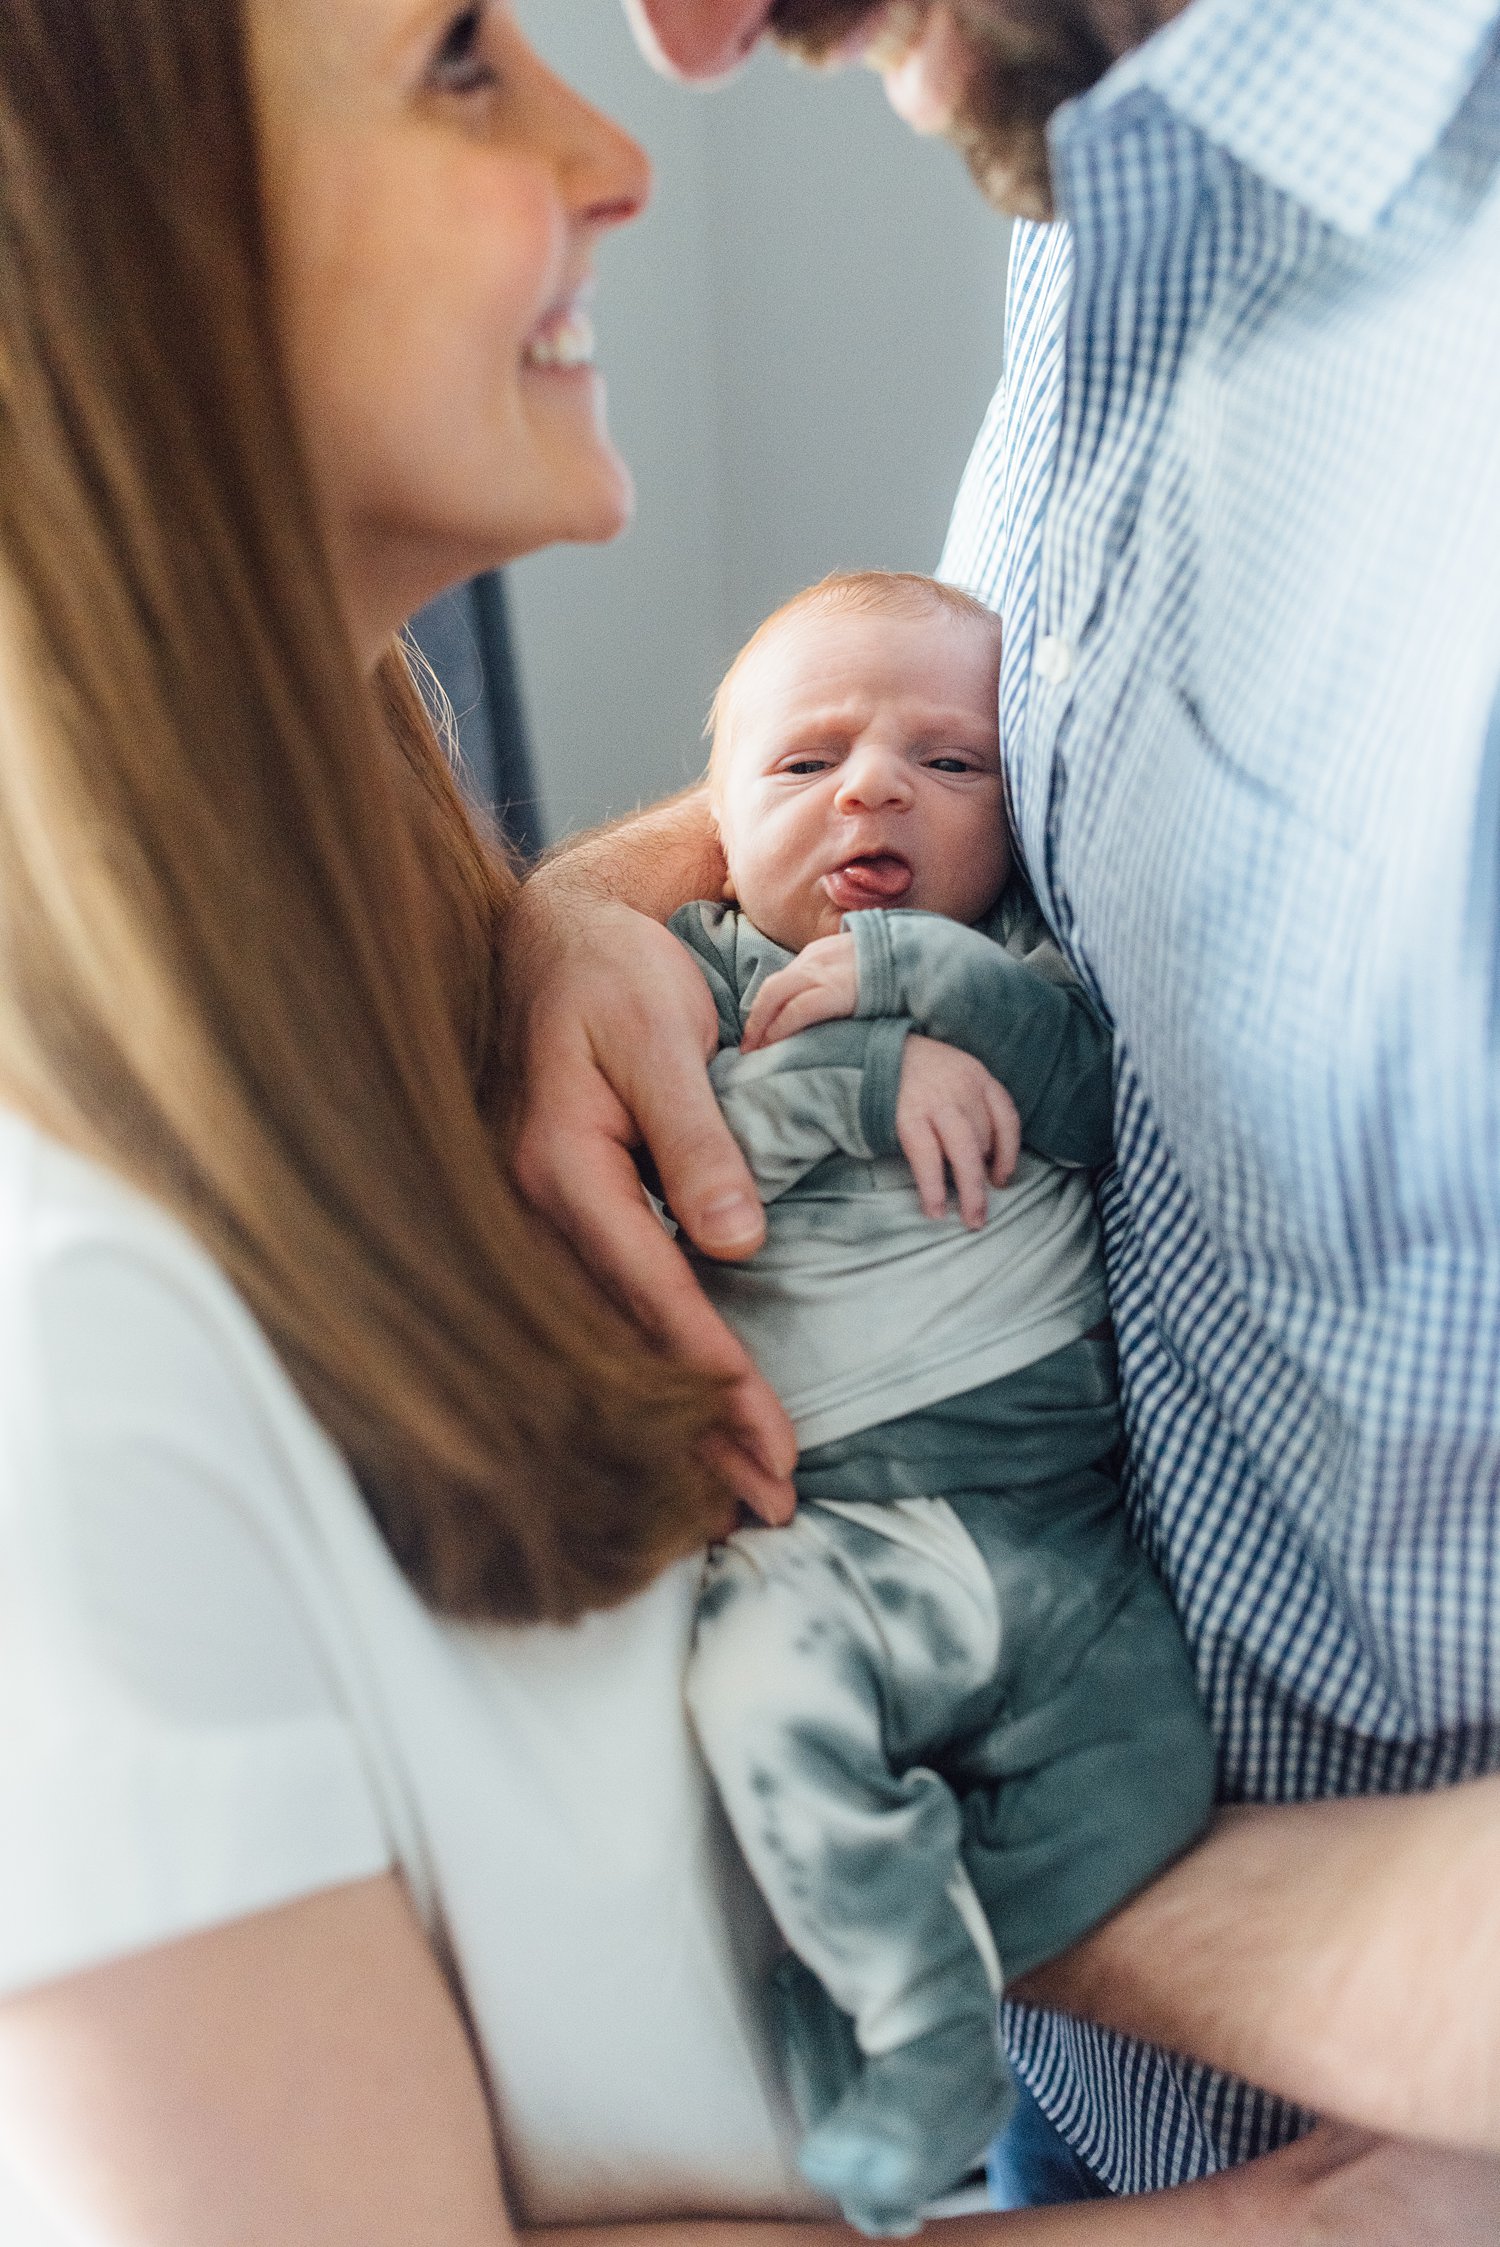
top-left (1034, 633), bottom-right (1075, 686)
top-left (1030, 627), bottom-right (1079, 958)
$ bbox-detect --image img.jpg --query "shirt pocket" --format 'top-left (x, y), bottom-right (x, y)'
top-left (1072, 670), bottom-right (1376, 1234)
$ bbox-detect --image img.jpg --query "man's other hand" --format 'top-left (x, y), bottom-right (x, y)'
top-left (1230, 2122), bottom-right (1500, 2246)
top-left (508, 892), bottom-right (797, 1525)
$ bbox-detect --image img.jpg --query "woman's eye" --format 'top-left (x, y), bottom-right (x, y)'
top-left (430, 6), bottom-right (499, 97)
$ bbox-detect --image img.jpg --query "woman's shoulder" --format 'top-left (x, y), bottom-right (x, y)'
top-left (3, 1101), bottom-right (253, 1308)
top-left (0, 1106), bottom-right (328, 1469)
top-left (0, 1110), bottom-right (394, 2000)
top-left (0, 1103), bottom-right (374, 1704)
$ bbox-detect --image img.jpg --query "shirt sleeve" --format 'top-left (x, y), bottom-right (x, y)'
top-left (0, 1223), bottom-right (393, 2000)
top-left (847, 906), bottom-right (1116, 1168)
top-left (707, 1018), bottom-right (914, 1203)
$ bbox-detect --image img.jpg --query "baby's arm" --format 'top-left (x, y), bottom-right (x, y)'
top-left (853, 909), bottom-right (1113, 1168)
top-left (705, 1018), bottom-right (910, 1204)
top-left (671, 902), bottom-right (1023, 1221)
top-left (747, 911), bottom-right (1113, 1170)
top-left (667, 901), bottom-right (912, 1204)
top-left (710, 1027), bottom-right (1020, 1223)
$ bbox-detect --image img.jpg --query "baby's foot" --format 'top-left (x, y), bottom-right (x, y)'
top-left (796, 2013), bottom-right (1015, 2238)
top-left (768, 1953), bottom-right (862, 2132)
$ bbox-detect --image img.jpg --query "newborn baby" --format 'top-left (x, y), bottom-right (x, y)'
top-left (674, 572), bottom-right (1215, 2236)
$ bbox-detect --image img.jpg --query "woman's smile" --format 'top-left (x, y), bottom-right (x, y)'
top-left (523, 292), bottom-right (599, 372)
top-left (253, 0), bottom-right (651, 658)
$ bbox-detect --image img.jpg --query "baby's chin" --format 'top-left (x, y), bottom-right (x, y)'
top-left (729, 888), bottom-right (842, 952)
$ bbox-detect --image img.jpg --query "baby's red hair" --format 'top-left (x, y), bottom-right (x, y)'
top-left (706, 571), bottom-right (1002, 789)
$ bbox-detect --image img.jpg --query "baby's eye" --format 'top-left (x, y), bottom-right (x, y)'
top-left (783, 757), bottom-right (833, 775)
top-left (926, 755), bottom-right (978, 775)
top-left (429, 5), bottom-right (500, 97)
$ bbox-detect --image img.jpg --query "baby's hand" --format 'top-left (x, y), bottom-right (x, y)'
top-left (897, 1036), bottom-right (1021, 1228)
top-left (741, 933), bottom-right (859, 1052)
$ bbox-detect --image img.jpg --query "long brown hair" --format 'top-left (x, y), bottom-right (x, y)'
top-left (0, 0), bottom-right (731, 1621)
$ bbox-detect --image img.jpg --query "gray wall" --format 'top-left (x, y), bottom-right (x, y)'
top-left (511, 4), bottom-right (1012, 837)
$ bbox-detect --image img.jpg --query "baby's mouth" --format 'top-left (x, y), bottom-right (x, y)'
top-left (822, 852), bottom-right (914, 909)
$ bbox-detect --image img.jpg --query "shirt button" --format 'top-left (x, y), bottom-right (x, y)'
top-left (1034, 633), bottom-right (1074, 685)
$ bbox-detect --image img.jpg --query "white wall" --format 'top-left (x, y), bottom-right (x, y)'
top-left (510, 5), bottom-right (1012, 836)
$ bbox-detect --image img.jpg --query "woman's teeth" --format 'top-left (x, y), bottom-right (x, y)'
top-left (524, 308), bottom-right (596, 371)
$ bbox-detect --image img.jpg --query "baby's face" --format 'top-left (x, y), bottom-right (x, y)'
top-left (714, 603), bottom-right (1009, 952)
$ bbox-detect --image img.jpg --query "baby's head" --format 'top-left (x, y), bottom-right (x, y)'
top-left (708, 572), bottom-right (1008, 954)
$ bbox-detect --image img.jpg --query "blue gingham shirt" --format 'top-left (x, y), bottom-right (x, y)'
top-left (940, 0), bottom-right (1500, 2193)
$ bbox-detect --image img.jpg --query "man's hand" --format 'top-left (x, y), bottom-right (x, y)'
top-left (508, 892), bottom-right (797, 1525)
top-left (895, 1034), bottom-right (1020, 1227)
top-left (741, 932), bottom-right (859, 1051)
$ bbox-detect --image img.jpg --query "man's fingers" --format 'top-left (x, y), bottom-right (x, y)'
top-left (625, 1050), bottom-right (766, 1261)
top-left (703, 1430), bottom-right (797, 1529)
top-left (502, 896), bottom-right (796, 1512)
top-left (534, 1132), bottom-right (797, 1491)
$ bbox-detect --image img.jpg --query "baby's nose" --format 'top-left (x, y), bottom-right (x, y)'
top-left (835, 748), bottom-right (911, 810)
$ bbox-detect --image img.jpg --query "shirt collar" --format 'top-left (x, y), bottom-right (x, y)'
top-left (1081, 0), bottom-right (1500, 234)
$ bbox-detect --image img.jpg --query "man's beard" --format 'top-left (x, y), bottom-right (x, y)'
top-left (767, 1), bottom-right (1122, 220)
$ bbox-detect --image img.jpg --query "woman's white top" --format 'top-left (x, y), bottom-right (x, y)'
top-left (0, 1110), bottom-right (815, 2224)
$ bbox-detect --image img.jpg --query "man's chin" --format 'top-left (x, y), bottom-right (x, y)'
top-left (767, 0), bottom-right (1116, 221)
top-left (767, 0), bottom-right (883, 62)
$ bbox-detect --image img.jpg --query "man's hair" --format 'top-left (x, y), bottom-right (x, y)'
top-left (707, 570), bottom-right (1001, 786)
top-left (0, 0), bottom-right (733, 1624)
top-left (769, 0), bottom-right (1119, 220)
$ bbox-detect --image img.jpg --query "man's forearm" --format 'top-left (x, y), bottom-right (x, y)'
top-left (1013, 1776), bottom-right (1500, 2150)
top-left (527, 786), bottom-right (725, 924)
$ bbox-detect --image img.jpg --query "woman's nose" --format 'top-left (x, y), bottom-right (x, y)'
top-left (540, 60), bottom-right (653, 232)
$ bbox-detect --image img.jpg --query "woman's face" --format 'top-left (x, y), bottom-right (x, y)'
top-left (250, 0), bottom-right (650, 662)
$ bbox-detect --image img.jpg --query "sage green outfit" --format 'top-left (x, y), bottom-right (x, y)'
top-left (671, 894), bottom-right (1214, 2236)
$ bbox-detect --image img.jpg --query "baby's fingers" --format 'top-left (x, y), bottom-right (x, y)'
top-left (743, 983), bottom-right (841, 1051)
top-left (741, 965), bottom-right (819, 1051)
top-left (936, 1110), bottom-right (991, 1230)
top-left (740, 967), bottom-right (798, 1052)
top-left (742, 936), bottom-right (857, 1051)
top-left (899, 1115), bottom-right (950, 1220)
top-left (984, 1077), bottom-right (1023, 1187)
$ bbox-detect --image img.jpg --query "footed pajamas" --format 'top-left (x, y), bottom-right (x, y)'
top-left (670, 893), bottom-right (1216, 2235)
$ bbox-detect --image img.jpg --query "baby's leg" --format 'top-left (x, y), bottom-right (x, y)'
top-left (687, 1502), bottom-right (1015, 2232)
top-left (946, 1467), bottom-right (1217, 1980)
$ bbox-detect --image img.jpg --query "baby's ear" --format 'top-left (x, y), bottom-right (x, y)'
top-left (707, 793), bottom-right (737, 901)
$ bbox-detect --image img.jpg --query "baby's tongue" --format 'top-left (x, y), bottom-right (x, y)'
top-left (826, 854), bottom-right (913, 908)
